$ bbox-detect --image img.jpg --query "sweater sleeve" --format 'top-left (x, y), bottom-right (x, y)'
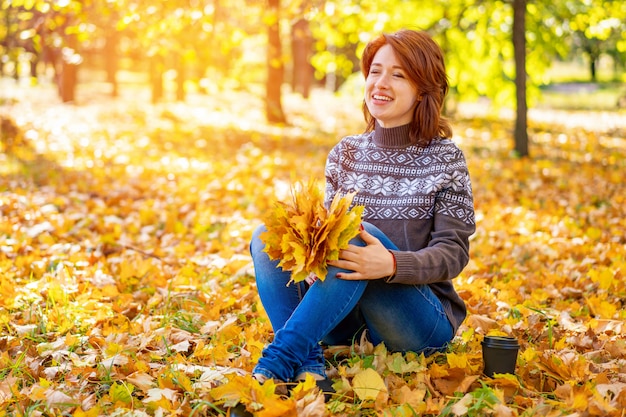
top-left (387, 148), bottom-right (476, 285)
top-left (324, 143), bottom-right (341, 208)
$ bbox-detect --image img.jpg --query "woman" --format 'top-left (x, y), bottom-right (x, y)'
top-left (250, 29), bottom-right (475, 390)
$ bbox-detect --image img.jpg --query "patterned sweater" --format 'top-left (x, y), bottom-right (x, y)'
top-left (324, 123), bottom-right (475, 332)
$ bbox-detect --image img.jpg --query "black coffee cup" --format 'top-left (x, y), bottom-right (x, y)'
top-left (482, 336), bottom-right (520, 377)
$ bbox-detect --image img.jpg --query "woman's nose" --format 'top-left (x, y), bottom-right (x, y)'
top-left (375, 73), bottom-right (390, 89)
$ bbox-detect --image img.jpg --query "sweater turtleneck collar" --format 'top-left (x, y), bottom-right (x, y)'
top-left (372, 121), bottom-right (412, 147)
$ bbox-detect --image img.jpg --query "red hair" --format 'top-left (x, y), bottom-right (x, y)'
top-left (361, 30), bottom-right (452, 146)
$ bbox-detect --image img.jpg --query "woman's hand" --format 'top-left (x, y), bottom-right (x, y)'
top-left (328, 229), bottom-right (396, 280)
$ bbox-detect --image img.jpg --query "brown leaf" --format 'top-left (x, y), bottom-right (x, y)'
top-left (127, 372), bottom-right (155, 392)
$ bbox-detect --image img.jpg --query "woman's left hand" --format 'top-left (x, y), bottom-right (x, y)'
top-left (328, 229), bottom-right (396, 280)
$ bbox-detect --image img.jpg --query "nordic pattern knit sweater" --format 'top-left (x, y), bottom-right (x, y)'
top-left (324, 122), bottom-right (475, 333)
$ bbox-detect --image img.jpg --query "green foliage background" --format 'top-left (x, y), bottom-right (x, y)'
top-left (1, 0), bottom-right (626, 107)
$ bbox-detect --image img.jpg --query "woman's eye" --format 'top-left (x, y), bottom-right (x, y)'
top-left (393, 73), bottom-right (404, 78)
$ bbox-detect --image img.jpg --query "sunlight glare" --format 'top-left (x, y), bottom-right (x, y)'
top-left (126, 165), bottom-right (144, 176)
top-left (273, 179), bottom-right (291, 201)
top-left (114, 154), bottom-right (130, 164)
top-left (25, 129), bottom-right (38, 141)
top-left (135, 136), bottom-right (149, 148)
top-left (324, 2), bottom-right (335, 16)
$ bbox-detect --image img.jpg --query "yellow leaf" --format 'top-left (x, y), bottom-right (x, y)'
top-left (589, 267), bottom-right (616, 291)
top-left (211, 374), bottom-right (274, 407)
top-left (28, 385), bottom-right (48, 401)
top-left (174, 371), bottom-right (194, 392)
top-left (256, 398), bottom-right (297, 417)
top-left (289, 373), bottom-right (318, 398)
top-left (429, 363), bottom-right (449, 378)
top-left (572, 390), bottom-right (589, 409)
top-left (519, 346), bottom-right (538, 365)
top-left (586, 295), bottom-right (617, 319)
top-left (47, 281), bottom-right (67, 305)
top-left (352, 368), bottom-right (388, 402)
top-left (109, 382), bottom-right (134, 404)
top-left (446, 352), bottom-right (469, 369)
top-left (73, 406), bottom-right (101, 417)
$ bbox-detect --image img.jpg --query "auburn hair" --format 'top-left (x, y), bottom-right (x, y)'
top-left (361, 29), bottom-right (452, 146)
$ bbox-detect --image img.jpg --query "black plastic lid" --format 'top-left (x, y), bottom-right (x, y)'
top-left (482, 336), bottom-right (520, 349)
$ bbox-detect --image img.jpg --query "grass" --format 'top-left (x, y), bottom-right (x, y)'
top-left (537, 59), bottom-right (626, 111)
top-left (537, 82), bottom-right (626, 111)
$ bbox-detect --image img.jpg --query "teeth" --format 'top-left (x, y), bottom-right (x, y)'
top-left (373, 95), bottom-right (392, 101)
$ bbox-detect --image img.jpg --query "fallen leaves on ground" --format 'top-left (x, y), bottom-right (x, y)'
top-left (1, 85), bottom-right (625, 416)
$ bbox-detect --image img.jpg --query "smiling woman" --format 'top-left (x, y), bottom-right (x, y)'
top-left (243, 29), bottom-right (475, 413)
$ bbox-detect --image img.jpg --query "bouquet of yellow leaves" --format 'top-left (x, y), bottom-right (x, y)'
top-left (260, 179), bottom-right (364, 284)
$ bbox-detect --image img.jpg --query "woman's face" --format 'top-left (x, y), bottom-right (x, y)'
top-left (364, 44), bottom-right (419, 128)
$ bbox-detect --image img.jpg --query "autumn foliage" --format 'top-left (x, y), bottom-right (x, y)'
top-left (260, 179), bottom-right (363, 284)
top-left (1, 85), bottom-right (626, 416)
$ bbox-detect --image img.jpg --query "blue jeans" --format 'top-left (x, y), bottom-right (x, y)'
top-left (250, 222), bottom-right (453, 382)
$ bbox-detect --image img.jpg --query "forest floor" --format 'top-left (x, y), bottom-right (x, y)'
top-left (1, 78), bottom-right (626, 416)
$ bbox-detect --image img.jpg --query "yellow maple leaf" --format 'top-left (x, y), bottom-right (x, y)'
top-left (289, 373), bottom-right (318, 399)
top-left (211, 374), bottom-right (272, 407)
top-left (211, 374), bottom-right (297, 416)
top-left (352, 368), bottom-right (388, 402)
top-left (446, 352), bottom-right (469, 369)
top-left (260, 179), bottom-right (363, 284)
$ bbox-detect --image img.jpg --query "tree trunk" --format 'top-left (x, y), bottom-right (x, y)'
top-left (60, 58), bottom-right (78, 102)
top-left (513, 0), bottom-right (529, 158)
top-left (590, 58), bottom-right (597, 82)
top-left (104, 32), bottom-right (119, 97)
top-left (29, 57), bottom-right (38, 81)
top-left (291, 18), bottom-right (314, 98)
top-left (266, 0), bottom-right (286, 124)
top-left (59, 34), bottom-right (79, 103)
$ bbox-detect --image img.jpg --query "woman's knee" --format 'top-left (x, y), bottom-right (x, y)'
top-left (250, 224), bottom-right (267, 255)
top-left (360, 222), bottom-right (398, 250)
